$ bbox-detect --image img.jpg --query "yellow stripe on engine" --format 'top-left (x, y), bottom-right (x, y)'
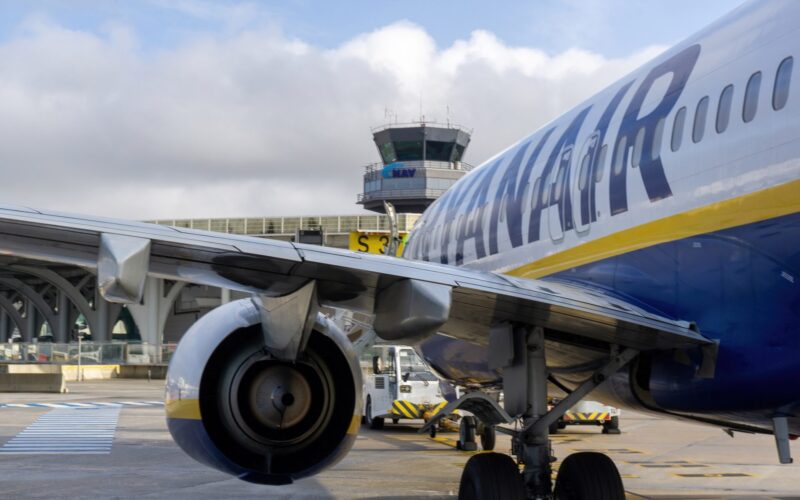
top-left (165, 399), bottom-right (201, 420)
top-left (348, 415), bottom-right (361, 435)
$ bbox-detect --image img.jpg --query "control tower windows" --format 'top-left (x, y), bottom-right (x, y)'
top-left (453, 144), bottom-right (466, 162)
top-left (426, 141), bottom-right (455, 162)
top-left (379, 143), bottom-right (397, 163)
top-left (393, 141), bottom-right (424, 161)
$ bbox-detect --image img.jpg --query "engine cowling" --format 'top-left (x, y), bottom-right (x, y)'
top-left (165, 298), bottom-right (362, 485)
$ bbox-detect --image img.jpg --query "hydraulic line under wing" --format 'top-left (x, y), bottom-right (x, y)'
top-left (0, 205), bottom-right (710, 352)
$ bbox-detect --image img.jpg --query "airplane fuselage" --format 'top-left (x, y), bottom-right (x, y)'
top-left (403, 0), bottom-right (800, 434)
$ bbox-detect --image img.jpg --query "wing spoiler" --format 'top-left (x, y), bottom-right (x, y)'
top-left (0, 205), bottom-right (711, 351)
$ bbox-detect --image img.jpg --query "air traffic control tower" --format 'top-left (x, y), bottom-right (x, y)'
top-left (358, 122), bottom-right (473, 213)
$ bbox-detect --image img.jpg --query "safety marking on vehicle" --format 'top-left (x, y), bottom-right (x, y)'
top-left (563, 411), bottom-right (609, 421)
top-left (673, 472), bottom-right (755, 478)
top-left (0, 401), bottom-right (164, 410)
top-left (0, 407), bottom-right (120, 455)
top-left (429, 401), bottom-right (448, 417)
top-left (391, 400), bottom-right (421, 419)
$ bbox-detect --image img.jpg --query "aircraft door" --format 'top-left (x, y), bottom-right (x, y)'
top-left (572, 134), bottom-right (599, 234)
top-left (548, 147), bottom-right (572, 242)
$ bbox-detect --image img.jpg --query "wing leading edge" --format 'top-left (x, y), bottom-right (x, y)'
top-left (0, 206), bottom-right (710, 352)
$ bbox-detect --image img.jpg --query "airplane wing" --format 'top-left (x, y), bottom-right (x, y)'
top-left (0, 205), bottom-right (710, 352)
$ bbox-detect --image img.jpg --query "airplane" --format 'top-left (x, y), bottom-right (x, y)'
top-left (0, 0), bottom-right (797, 498)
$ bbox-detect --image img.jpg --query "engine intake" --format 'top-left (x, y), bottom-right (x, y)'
top-left (165, 298), bottom-right (361, 485)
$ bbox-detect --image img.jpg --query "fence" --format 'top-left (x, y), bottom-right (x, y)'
top-left (0, 342), bottom-right (178, 365)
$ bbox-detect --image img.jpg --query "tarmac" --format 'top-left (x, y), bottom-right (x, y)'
top-left (0, 379), bottom-right (797, 499)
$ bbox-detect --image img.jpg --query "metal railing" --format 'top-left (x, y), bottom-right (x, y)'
top-left (357, 188), bottom-right (450, 203)
top-left (363, 160), bottom-right (475, 174)
top-left (370, 121), bottom-right (473, 135)
top-left (149, 214), bottom-right (420, 236)
top-left (0, 342), bottom-right (178, 365)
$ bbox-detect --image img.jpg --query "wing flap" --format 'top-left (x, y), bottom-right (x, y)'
top-left (0, 207), bottom-right (710, 351)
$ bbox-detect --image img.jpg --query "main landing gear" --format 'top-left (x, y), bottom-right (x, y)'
top-left (456, 325), bottom-right (638, 500)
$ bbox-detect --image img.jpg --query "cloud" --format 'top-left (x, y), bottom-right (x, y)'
top-left (0, 15), bottom-right (665, 219)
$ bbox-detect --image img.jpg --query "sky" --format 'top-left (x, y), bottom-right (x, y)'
top-left (0, 0), bottom-right (746, 219)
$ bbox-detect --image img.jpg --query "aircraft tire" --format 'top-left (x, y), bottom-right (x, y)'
top-left (365, 397), bottom-right (384, 430)
top-left (458, 452), bottom-right (525, 500)
top-left (458, 416), bottom-right (478, 451)
top-left (553, 452), bottom-right (624, 500)
top-left (480, 424), bottom-right (496, 451)
top-left (602, 416), bottom-right (621, 434)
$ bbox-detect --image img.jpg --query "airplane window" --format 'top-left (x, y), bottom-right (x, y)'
top-left (632, 127), bottom-right (645, 168)
top-left (743, 71), bottom-right (762, 123)
top-left (554, 166), bottom-right (566, 202)
top-left (613, 136), bottom-right (627, 175)
top-left (652, 117), bottom-right (665, 159)
top-left (578, 152), bottom-right (591, 190)
top-left (773, 56), bottom-right (793, 111)
top-left (531, 178), bottom-right (541, 209)
top-left (671, 106), bottom-right (686, 151)
top-left (594, 145), bottom-right (607, 182)
top-left (716, 84), bottom-right (734, 133)
top-left (522, 182), bottom-right (531, 210)
top-left (693, 96), bottom-right (709, 143)
top-left (541, 171), bottom-right (553, 205)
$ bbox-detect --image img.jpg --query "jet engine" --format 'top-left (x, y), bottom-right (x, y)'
top-left (165, 298), bottom-right (362, 485)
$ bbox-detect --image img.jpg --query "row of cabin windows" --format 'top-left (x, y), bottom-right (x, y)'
top-left (673, 55), bottom-right (793, 152)
top-left (427, 56), bottom-right (794, 245)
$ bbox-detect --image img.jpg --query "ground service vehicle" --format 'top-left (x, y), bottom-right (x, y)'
top-left (0, 1), bottom-right (798, 498)
top-left (361, 344), bottom-right (447, 429)
top-left (549, 400), bottom-right (621, 434)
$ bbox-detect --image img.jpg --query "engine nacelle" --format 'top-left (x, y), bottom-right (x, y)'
top-left (165, 298), bottom-right (362, 485)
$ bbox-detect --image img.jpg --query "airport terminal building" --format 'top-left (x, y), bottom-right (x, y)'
top-left (0, 122), bottom-right (473, 364)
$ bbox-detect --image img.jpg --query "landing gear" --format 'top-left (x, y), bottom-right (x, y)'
top-left (479, 423), bottom-right (496, 451)
top-left (602, 416), bottom-right (621, 435)
top-left (553, 452), bottom-right (625, 500)
top-left (365, 397), bottom-right (384, 430)
top-left (458, 416), bottom-right (478, 451)
top-left (456, 324), bottom-right (638, 499)
top-left (392, 418), bottom-right (399, 424)
top-left (458, 453), bottom-right (526, 500)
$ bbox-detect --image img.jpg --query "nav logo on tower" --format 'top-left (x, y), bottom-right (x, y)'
top-left (381, 162), bottom-right (417, 179)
